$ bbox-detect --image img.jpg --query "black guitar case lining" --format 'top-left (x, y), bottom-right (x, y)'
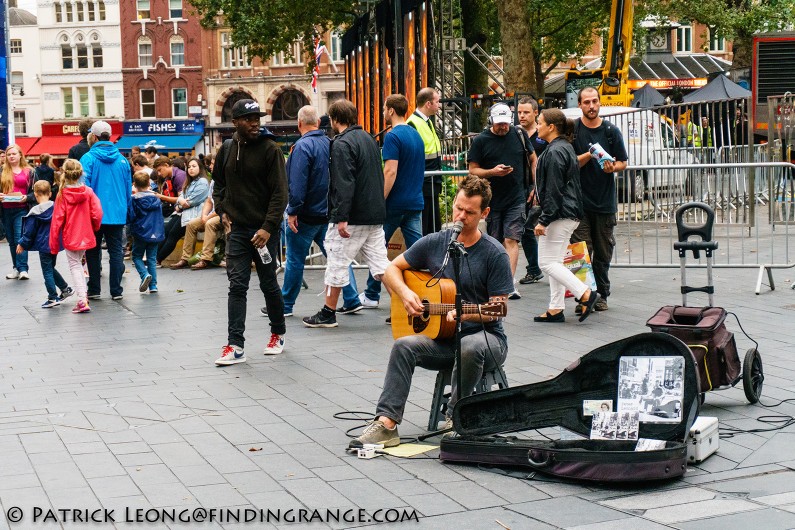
top-left (440, 333), bottom-right (700, 483)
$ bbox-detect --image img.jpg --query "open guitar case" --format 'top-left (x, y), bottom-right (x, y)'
top-left (439, 333), bottom-right (700, 483)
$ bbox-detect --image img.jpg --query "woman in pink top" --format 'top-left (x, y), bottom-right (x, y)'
top-left (0, 145), bottom-right (34, 280)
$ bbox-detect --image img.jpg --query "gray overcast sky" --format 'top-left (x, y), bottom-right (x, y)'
top-left (17, 0), bottom-right (37, 15)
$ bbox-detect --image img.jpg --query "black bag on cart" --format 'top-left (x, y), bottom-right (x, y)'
top-left (646, 306), bottom-right (741, 391)
top-left (440, 333), bottom-right (700, 483)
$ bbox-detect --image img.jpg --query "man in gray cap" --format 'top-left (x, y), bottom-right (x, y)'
top-left (212, 99), bottom-right (288, 366)
top-left (82, 120), bottom-right (132, 301)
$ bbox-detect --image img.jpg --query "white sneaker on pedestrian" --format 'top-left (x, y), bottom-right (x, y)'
top-left (359, 292), bottom-right (379, 308)
top-left (263, 334), bottom-right (285, 355)
top-left (6, 269), bottom-right (19, 279)
top-left (215, 345), bottom-right (246, 366)
top-left (18, 271), bottom-right (30, 280)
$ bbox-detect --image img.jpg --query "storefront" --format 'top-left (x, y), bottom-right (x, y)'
top-left (25, 121), bottom-right (123, 161)
top-left (115, 120), bottom-right (205, 157)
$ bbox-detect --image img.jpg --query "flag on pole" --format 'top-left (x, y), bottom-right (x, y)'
top-left (312, 37), bottom-right (322, 93)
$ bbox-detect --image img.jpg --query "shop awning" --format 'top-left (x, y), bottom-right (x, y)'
top-left (13, 137), bottom-right (40, 155)
top-left (26, 135), bottom-right (121, 157)
top-left (114, 135), bottom-right (202, 152)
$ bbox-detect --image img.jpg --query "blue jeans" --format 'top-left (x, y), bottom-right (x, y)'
top-left (226, 226), bottom-right (286, 347)
top-left (132, 238), bottom-right (158, 290)
top-left (86, 224), bottom-right (125, 298)
top-left (364, 210), bottom-right (422, 301)
top-left (39, 253), bottom-right (68, 300)
top-left (283, 222), bottom-right (358, 312)
top-left (2, 208), bottom-right (28, 272)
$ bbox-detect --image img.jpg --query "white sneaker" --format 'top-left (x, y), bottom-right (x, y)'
top-left (359, 292), bottom-right (379, 308)
top-left (263, 334), bottom-right (285, 355)
top-left (18, 271), bottom-right (29, 280)
top-left (6, 269), bottom-right (19, 279)
top-left (215, 345), bottom-right (246, 366)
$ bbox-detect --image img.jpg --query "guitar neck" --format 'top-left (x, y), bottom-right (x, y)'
top-left (424, 303), bottom-right (486, 315)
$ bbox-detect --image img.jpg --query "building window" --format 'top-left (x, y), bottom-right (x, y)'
top-left (271, 89), bottom-right (308, 121)
top-left (9, 39), bottom-right (22, 54)
top-left (11, 72), bottom-right (24, 96)
top-left (88, 1), bottom-right (96, 21)
top-left (140, 88), bottom-right (156, 118)
top-left (77, 1), bottom-right (84, 22)
top-left (65, 2), bottom-right (73, 22)
top-left (169, 0), bottom-right (182, 19)
top-left (172, 88), bottom-right (188, 117)
top-left (330, 32), bottom-right (342, 63)
top-left (77, 45), bottom-right (89, 69)
top-left (78, 87), bottom-right (90, 117)
top-left (62, 45), bottom-right (73, 69)
top-left (137, 0), bottom-right (150, 20)
top-left (55, 3), bottom-right (62, 23)
top-left (676, 25), bottom-right (692, 53)
top-left (221, 32), bottom-right (249, 69)
top-left (63, 88), bottom-right (74, 118)
top-left (138, 38), bottom-right (153, 67)
top-left (13, 111), bottom-right (26, 136)
top-left (98, 1), bottom-right (106, 20)
top-left (293, 42), bottom-right (303, 64)
top-left (94, 86), bottom-right (105, 116)
top-left (170, 38), bottom-right (185, 66)
top-left (92, 45), bottom-right (103, 68)
top-left (709, 27), bottom-right (725, 52)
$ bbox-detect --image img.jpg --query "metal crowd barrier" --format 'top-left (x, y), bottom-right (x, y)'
top-left (615, 161), bottom-right (795, 294)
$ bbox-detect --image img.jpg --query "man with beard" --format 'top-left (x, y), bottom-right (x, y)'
top-left (467, 102), bottom-right (534, 300)
top-left (212, 99), bottom-right (288, 365)
top-left (570, 87), bottom-right (628, 314)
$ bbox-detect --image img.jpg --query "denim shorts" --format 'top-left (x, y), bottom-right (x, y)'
top-left (486, 203), bottom-right (526, 241)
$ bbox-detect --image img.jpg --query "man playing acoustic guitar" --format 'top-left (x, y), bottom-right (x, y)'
top-left (349, 176), bottom-right (513, 449)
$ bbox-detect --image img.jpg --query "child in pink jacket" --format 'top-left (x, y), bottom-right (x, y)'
top-left (50, 159), bottom-right (103, 313)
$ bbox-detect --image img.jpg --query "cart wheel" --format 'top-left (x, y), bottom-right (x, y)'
top-left (743, 348), bottom-right (763, 404)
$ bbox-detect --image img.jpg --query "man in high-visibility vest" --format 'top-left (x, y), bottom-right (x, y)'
top-left (693, 116), bottom-right (714, 148)
top-left (406, 88), bottom-right (443, 235)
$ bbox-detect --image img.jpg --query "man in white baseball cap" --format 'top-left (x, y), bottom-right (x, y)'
top-left (467, 102), bottom-right (536, 300)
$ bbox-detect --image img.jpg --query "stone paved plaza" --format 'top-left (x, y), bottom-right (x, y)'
top-left (1, 241), bottom-right (795, 529)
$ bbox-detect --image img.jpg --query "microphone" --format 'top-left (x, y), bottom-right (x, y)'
top-left (448, 221), bottom-right (464, 246)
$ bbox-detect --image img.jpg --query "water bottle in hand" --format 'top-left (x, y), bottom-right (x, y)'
top-left (588, 142), bottom-right (616, 169)
top-left (257, 244), bottom-right (272, 264)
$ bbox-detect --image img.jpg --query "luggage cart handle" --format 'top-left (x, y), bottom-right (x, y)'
top-left (674, 202), bottom-right (718, 259)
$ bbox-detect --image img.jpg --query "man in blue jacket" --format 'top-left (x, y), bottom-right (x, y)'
top-left (82, 120), bottom-right (132, 301)
top-left (280, 106), bottom-right (361, 317)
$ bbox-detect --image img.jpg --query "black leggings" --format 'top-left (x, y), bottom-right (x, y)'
top-left (157, 215), bottom-right (186, 262)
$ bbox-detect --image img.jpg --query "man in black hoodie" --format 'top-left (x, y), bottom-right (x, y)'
top-left (67, 118), bottom-right (93, 161)
top-left (212, 99), bottom-right (289, 366)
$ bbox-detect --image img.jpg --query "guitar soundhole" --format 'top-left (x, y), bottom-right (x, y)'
top-left (411, 300), bottom-right (431, 333)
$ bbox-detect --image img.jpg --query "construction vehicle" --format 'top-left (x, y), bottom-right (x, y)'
top-left (564, 0), bottom-right (634, 107)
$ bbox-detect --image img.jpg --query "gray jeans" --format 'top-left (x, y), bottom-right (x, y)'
top-left (375, 332), bottom-right (508, 424)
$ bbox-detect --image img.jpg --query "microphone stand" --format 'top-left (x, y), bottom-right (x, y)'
top-left (418, 238), bottom-right (467, 442)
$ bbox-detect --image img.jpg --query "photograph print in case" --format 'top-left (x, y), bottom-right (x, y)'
top-left (617, 356), bottom-right (684, 424)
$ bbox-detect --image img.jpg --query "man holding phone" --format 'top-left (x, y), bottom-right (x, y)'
top-left (468, 102), bottom-right (535, 299)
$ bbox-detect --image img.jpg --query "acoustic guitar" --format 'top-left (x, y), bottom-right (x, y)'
top-left (390, 270), bottom-right (507, 340)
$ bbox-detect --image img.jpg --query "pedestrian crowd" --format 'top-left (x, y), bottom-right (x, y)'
top-left (0, 88), bottom-right (628, 396)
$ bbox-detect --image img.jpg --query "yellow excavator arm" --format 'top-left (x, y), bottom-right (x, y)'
top-left (564, 0), bottom-right (634, 107)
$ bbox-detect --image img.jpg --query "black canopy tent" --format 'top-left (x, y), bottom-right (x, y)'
top-left (682, 75), bottom-right (751, 103)
top-left (632, 83), bottom-right (666, 108)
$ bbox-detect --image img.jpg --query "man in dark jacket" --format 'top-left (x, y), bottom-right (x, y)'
top-left (302, 99), bottom-right (389, 329)
top-left (213, 99), bottom-right (289, 366)
top-left (67, 118), bottom-right (93, 161)
top-left (280, 105), bottom-right (361, 317)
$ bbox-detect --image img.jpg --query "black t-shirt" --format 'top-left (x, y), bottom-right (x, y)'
top-left (467, 127), bottom-right (533, 211)
top-left (572, 119), bottom-right (628, 214)
top-left (403, 229), bottom-right (513, 341)
top-left (530, 130), bottom-right (548, 158)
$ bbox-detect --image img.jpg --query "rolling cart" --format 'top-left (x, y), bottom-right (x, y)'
top-left (646, 202), bottom-right (764, 404)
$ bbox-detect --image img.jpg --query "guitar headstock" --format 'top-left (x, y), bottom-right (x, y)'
top-left (480, 297), bottom-right (507, 317)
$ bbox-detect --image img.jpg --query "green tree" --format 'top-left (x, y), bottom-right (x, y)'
top-left (641, 0), bottom-right (795, 68)
top-left (187, 0), bottom-right (357, 66)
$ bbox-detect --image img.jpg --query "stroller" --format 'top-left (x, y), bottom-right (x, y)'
top-left (646, 202), bottom-right (763, 404)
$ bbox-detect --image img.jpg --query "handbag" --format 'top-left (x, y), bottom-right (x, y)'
top-left (526, 204), bottom-right (542, 228)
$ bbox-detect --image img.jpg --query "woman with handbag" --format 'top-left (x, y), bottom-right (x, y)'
top-left (533, 109), bottom-right (600, 323)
